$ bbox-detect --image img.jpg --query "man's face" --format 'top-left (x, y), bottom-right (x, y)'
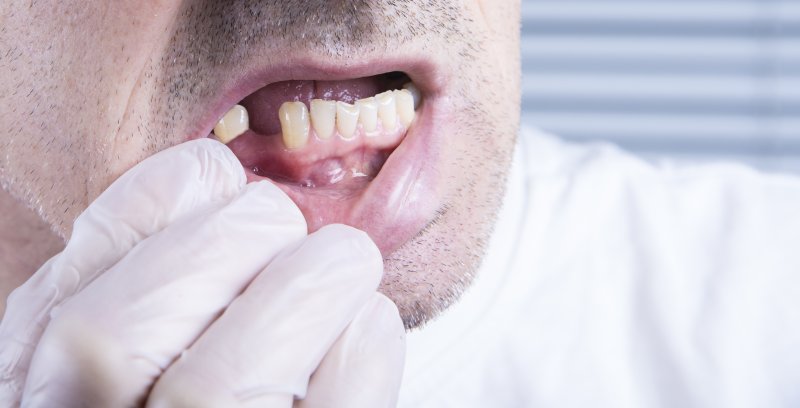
top-left (0, 1), bottom-right (521, 328)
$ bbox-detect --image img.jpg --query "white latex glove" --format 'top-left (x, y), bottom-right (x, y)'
top-left (0, 139), bottom-right (405, 407)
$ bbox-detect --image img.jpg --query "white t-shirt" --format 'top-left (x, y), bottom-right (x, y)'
top-left (398, 128), bottom-right (800, 407)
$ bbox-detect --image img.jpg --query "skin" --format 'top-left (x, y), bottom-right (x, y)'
top-left (0, 0), bottom-right (521, 327)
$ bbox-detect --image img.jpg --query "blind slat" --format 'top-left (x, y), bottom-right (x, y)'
top-left (520, 0), bottom-right (800, 172)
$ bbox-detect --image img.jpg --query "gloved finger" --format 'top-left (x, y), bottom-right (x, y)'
top-left (0, 138), bottom-right (244, 403)
top-left (146, 224), bottom-right (383, 408)
top-left (20, 181), bottom-right (306, 408)
top-left (296, 293), bottom-right (406, 408)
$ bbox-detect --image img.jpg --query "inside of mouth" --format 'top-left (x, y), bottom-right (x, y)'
top-left (226, 71), bottom-right (414, 191)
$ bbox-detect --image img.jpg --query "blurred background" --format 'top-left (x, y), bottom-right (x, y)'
top-left (520, 0), bottom-right (800, 173)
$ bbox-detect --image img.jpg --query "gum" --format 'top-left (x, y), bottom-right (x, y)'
top-left (225, 119), bottom-right (408, 188)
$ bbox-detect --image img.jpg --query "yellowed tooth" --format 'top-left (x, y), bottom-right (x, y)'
top-left (278, 101), bottom-right (310, 149)
top-left (356, 97), bottom-right (378, 135)
top-left (402, 82), bottom-right (422, 109)
top-left (336, 101), bottom-right (359, 140)
top-left (213, 105), bottom-right (249, 144)
top-left (394, 89), bottom-right (415, 127)
top-left (310, 99), bottom-right (336, 140)
top-left (376, 91), bottom-right (397, 131)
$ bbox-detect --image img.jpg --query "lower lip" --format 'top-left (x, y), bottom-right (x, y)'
top-left (243, 100), bottom-right (443, 256)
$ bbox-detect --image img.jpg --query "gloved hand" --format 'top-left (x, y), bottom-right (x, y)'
top-left (0, 139), bottom-right (405, 407)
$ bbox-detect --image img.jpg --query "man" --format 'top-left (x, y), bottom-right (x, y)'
top-left (1, 1), bottom-right (799, 407)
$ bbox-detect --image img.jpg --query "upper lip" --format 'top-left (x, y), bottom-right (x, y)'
top-left (186, 55), bottom-right (445, 256)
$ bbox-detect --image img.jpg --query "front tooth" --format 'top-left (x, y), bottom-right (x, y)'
top-left (310, 99), bottom-right (336, 140)
top-left (278, 101), bottom-right (310, 149)
top-left (213, 105), bottom-right (249, 144)
top-left (402, 82), bottom-right (422, 109)
top-left (376, 91), bottom-right (397, 131)
top-left (356, 97), bottom-right (378, 135)
top-left (336, 101), bottom-right (359, 140)
top-left (394, 89), bottom-right (415, 127)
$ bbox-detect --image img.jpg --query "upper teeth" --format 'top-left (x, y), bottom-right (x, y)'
top-left (213, 82), bottom-right (420, 148)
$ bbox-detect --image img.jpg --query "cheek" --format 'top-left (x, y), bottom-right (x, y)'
top-left (1, 1), bottom-right (184, 221)
top-left (471, 0), bottom-right (522, 94)
top-left (476, 0), bottom-right (522, 27)
top-left (80, 3), bottom-right (184, 200)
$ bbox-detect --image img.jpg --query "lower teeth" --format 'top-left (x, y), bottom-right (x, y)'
top-left (212, 82), bottom-right (419, 149)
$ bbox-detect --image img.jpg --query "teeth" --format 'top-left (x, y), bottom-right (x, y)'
top-left (356, 97), bottom-right (378, 135)
top-left (272, 83), bottom-right (420, 146)
top-left (278, 101), bottom-right (310, 149)
top-left (402, 82), bottom-right (422, 109)
top-left (310, 99), bottom-right (336, 140)
top-left (336, 101), bottom-right (359, 140)
top-left (394, 89), bottom-right (415, 127)
top-left (376, 91), bottom-right (397, 131)
top-left (213, 105), bottom-right (249, 144)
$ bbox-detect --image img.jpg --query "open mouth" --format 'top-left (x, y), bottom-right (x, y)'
top-left (221, 71), bottom-right (419, 190)
top-left (195, 62), bottom-right (443, 255)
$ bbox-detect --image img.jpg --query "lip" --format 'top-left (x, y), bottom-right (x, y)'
top-left (185, 57), bottom-right (447, 255)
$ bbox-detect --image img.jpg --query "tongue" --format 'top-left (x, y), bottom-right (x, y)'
top-left (240, 78), bottom-right (384, 136)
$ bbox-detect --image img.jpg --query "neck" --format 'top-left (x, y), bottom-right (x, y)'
top-left (0, 188), bottom-right (64, 318)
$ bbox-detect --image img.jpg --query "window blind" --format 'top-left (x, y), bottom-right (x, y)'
top-left (521, 0), bottom-right (800, 171)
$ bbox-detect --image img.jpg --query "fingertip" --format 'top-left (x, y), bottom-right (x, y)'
top-left (297, 292), bottom-right (406, 408)
top-left (358, 293), bottom-right (406, 346)
top-left (315, 224), bottom-right (382, 264)
top-left (230, 182), bottom-right (308, 244)
top-left (313, 224), bottom-right (384, 285)
top-left (242, 180), bottom-right (297, 210)
top-left (134, 138), bottom-right (246, 198)
top-left (181, 138), bottom-right (246, 188)
top-left (87, 138), bottom-right (247, 222)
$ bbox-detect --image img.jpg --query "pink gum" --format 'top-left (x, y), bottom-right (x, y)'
top-left (238, 117), bottom-right (412, 166)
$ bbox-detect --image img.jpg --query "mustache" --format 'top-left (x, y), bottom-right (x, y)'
top-left (168, 0), bottom-right (452, 65)
top-left (153, 0), bottom-right (473, 140)
top-left (194, 0), bottom-right (380, 57)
